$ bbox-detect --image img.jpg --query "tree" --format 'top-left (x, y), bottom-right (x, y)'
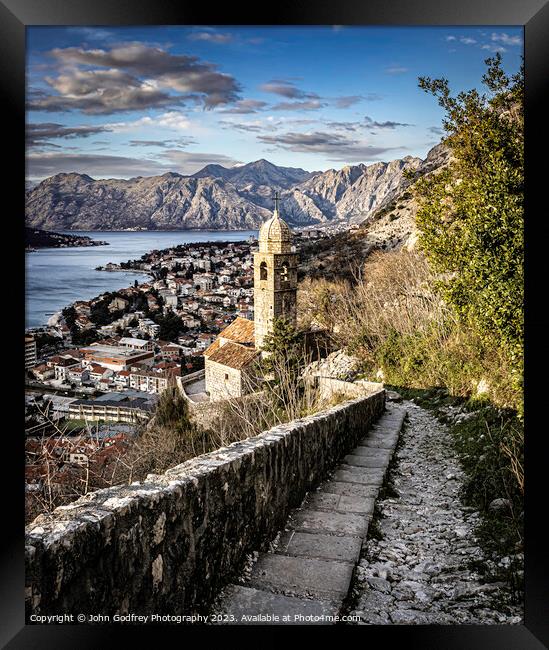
top-left (156, 311), bottom-right (185, 341)
top-left (261, 318), bottom-right (304, 407)
top-left (414, 54), bottom-right (523, 387)
top-left (262, 318), bottom-right (301, 365)
top-left (62, 306), bottom-right (76, 330)
top-left (154, 386), bottom-right (190, 430)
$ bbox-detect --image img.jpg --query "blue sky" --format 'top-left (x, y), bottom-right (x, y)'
top-left (26, 25), bottom-right (523, 181)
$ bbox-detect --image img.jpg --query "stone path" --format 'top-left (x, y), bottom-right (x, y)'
top-left (215, 403), bottom-right (406, 625)
top-left (346, 401), bottom-right (523, 625)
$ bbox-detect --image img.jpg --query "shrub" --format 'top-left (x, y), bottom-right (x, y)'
top-left (414, 54), bottom-right (523, 400)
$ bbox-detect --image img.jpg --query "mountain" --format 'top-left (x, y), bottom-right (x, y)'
top-left (297, 143), bottom-right (452, 281)
top-left (355, 143), bottom-right (452, 250)
top-left (25, 149), bottom-right (447, 231)
top-left (281, 156), bottom-right (422, 225)
top-left (192, 159), bottom-right (313, 189)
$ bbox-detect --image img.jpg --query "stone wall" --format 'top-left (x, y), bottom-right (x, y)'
top-left (204, 358), bottom-right (243, 401)
top-left (25, 388), bottom-right (385, 618)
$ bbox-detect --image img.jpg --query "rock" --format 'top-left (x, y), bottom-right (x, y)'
top-left (386, 390), bottom-right (402, 402)
top-left (26, 151), bottom-right (449, 233)
top-left (454, 526), bottom-right (469, 538)
top-left (488, 498), bottom-right (512, 513)
top-left (476, 378), bottom-right (490, 395)
top-left (366, 577), bottom-right (391, 593)
top-left (47, 311), bottom-right (63, 327)
top-left (303, 349), bottom-right (363, 382)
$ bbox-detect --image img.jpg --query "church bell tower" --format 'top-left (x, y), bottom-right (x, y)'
top-left (254, 193), bottom-right (298, 351)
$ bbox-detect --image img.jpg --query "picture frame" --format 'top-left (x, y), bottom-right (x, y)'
top-left (5, 0), bottom-right (547, 645)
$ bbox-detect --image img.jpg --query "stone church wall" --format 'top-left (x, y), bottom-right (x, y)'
top-left (205, 359), bottom-right (243, 401)
top-left (25, 388), bottom-right (385, 617)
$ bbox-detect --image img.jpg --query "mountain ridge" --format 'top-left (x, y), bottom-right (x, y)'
top-left (25, 146), bottom-right (447, 231)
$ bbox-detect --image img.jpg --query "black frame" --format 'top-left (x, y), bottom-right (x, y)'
top-left (5, 0), bottom-right (548, 646)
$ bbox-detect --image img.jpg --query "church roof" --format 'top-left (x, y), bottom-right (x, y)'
top-left (217, 316), bottom-right (255, 346)
top-left (203, 338), bottom-right (221, 358)
top-left (259, 211), bottom-right (292, 243)
top-left (207, 341), bottom-right (259, 370)
top-left (203, 316), bottom-right (255, 357)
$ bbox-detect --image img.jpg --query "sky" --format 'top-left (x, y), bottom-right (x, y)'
top-left (26, 25), bottom-right (523, 182)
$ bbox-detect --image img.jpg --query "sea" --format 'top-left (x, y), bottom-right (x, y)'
top-left (25, 230), bottom-right (257, 329)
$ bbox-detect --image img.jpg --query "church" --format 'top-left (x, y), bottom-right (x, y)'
top-left (204, 197), bottom-right (298, 401)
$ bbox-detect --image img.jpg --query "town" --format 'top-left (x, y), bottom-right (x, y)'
top-left (25, 231), bottom-right (327, 431)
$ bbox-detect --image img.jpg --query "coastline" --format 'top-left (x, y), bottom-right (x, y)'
top-left (26, 233), bottom-right (255, 334)
top-left (26, 229), bottom-right (257, 330)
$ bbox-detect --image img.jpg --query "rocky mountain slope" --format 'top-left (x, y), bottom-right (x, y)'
top-left (25, 146), bottom-right (447, 231)
top-left (297, 143), bottom-right (452, 281)
top-left (358, 143), bottom-right (451, 250)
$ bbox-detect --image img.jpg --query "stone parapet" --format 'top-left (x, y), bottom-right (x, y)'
top-left (26, 388), bottom-right (385, 617)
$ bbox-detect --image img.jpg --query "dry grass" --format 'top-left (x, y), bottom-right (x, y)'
top-left (299, 247), bottom-right (521, 410)
top-left (205, 350), bottom-right (325, 441)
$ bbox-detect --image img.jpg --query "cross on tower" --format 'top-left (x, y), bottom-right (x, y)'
top-left (273, 191), bottom-right (280, 213)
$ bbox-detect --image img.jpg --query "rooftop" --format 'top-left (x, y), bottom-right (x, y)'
top-left (207, 341), bottom-right (259, 370)
top-left (80, 345), bottom-right (153, 361)
top-left (218, 317), bottom-right (255, 346)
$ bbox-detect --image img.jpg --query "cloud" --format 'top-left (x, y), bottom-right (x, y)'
top-left (26, 122), bottom-right (110, 147)
top-left (445, 31), bottom-right (521, 53)
top-left (219, 120), bottom-right (265, 133)
top-left (26, 152), bottom-right (168, 179)
top-left (260, 80), bottom-right (318, 100)
top-left (491, 32), bottom-right (522, 47)
top-left (334, 95), bottom-right (364, 109)
top-left (325, 121), bottom-right (361, 132)
top-left (428, 126), bottom-right (444, 135)
top-left (29, 43), bottom-right (242, 114)
top-left (219, 116), bottom-right (317, 133)
top-left (66, 27), bottom-right (115, 42)
top-left (219, 99), bottom-right (268, 114)
top-left (29, 69), bottom-right (180, 114)
top-left (271, 100), bottom-right (325, 111)
top-left (480, 44), bottom-right (507, 53)
top-left (187, 32), bottom-right (234, 44)
top-left (27, 149), bottom-right (241, 180)
top-left (257, 130), bottom-right (398, 162)
top-left (128, 137), bottom-right (196, 148)
top-left (159, 150), bottom-right (241, 174)
top-left (384, 66), bottom-right (408, 75)
top-left (105, 111), bottom-right (192, 132)
top-left (364, 116), bottom-right (412, 129)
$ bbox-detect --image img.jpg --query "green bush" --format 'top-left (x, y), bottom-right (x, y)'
top-left (414, 54), bottom-right (523, 405)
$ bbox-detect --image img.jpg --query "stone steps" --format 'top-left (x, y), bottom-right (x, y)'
top-left (217, 403), bottom-right (407, 625)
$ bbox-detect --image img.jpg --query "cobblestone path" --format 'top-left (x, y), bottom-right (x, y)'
top-left (346, 401), bottom-right (523, 625)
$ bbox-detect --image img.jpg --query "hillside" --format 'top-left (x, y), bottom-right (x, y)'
top-left (298, 143), bottom-right (451, 281)
top-left (25, 227), bottom-right (108, 249)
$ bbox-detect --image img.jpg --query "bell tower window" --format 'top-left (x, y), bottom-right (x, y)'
top-left (281, 264), bottom-right (289, 282)
top-left (260, 261), bottom-right (268, 281)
